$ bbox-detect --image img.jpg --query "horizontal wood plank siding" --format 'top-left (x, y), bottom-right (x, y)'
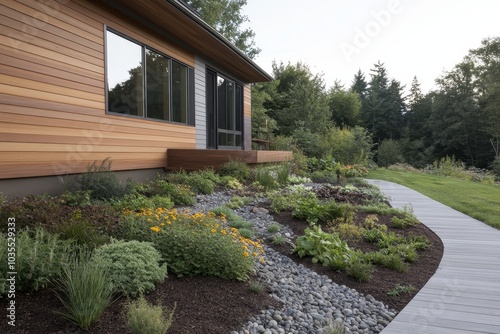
top-left (243, 84), bottom-right (252, 150)
top-left (0, 0), bottom-right (196, 179)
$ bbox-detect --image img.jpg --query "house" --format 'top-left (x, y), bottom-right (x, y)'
top-left (0, 0), bottom-right (291, 197)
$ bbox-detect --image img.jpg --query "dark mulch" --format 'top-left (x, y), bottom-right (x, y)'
top-left (270, 210), bottom-right (444, 312)
top-left (0, 276), bottom-right (280, 334)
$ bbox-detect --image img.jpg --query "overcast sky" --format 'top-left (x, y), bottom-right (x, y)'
top-left (242, 0), bottom-right (500, 95)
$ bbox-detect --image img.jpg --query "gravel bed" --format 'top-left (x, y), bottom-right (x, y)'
top-left (193, 191), bottom-right (397, 334)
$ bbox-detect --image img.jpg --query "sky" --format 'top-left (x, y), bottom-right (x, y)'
top-left (242, 0), bottom-right (500, 95)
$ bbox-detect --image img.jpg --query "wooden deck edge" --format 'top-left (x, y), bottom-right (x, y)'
top-left (166, 149), bottom-right (293, 170)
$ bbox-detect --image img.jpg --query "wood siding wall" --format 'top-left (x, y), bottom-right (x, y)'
top-left (0, 0), bottom-right (197, 179)
top-left (243, 84), bottom-right (252, 150)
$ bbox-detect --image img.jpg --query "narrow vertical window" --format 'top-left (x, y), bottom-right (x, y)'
top-left (106, 30), bottom-right (144, 116)
top-left (171, 61), bottom-right (188, 123)
top-left (146, 49), bottom-right (170, 121)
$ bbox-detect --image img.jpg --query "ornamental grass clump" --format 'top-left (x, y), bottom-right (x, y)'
top-left (128, 208), bottom-right (264, 280)
top-left (125, 296), bottom-right (175, 334)
top-left (54, 249), bottom-right (114, 330)
top-left (93, 240), bottom-right (167, 297)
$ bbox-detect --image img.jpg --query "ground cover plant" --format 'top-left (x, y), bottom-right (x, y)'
top-left (368, 168), bottom-right (500, 229)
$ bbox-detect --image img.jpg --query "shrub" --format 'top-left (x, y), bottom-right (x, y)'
top-left (112, 194), bottom-right (171, 212)
top-left (363, 215), bottom-right (379, 229)
top-left (93, 240), bottom-right (167, 297)
top-left (377, 139), bottom-right (405, 167)
top-left (331, 223), bottom-right (365, 242)
top-left (267, 185), bottom-right (316, 213)
top-left (54, 249), bottom-right (114, 330)
top-left (125, 296), bottom-right (175, 334)
top-left (153, 180), bottom-right (195, 205)
top-left (164, 170), bottom-right (215, 195)
top-left (131, 209), bottom-right (264, 280)
top-left (54, 209), bottom-right (110, 248)
top-left (321, 126), bottom-right (373, 165)
top-left (0, 228), bottom-right (74, 295)
top-left (77, 158), bottom-right (127, 200)
top-left (226, 196), bottom-right (252, 209)
top-left (292, 198), bottom-right (345, 224)
top-left (219, 159), bottom-right (251, 181)
top-left (59, 190), bottom-right (92, 207)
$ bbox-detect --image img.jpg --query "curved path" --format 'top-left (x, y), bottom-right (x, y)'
top-left (367, 180), bottom-right (500, 334)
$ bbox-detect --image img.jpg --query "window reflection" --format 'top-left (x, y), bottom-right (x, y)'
top-left (106, 30), bottom-right (143, 116)
top-left (171, 61), bottom-right (187, 123)
top-left (146, 49), bottom-right (169, 121)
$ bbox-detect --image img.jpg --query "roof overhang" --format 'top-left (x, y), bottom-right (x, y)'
top-left (98, 0), bottom-right (272, 83)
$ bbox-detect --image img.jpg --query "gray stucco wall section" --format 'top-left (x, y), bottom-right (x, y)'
top-left (194, 56), bottom-right (207, 149)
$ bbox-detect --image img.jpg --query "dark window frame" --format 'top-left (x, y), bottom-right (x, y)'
top-left (208, 69), bottom-right (244, 150)
top-left (104, 27), bottom-right (195, 126)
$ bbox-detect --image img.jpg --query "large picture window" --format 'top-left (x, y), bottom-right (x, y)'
top-left (106, 29), bottom-right (194, 125)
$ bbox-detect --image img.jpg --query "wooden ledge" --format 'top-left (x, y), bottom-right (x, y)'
top-left (166, 149), bottom-right (292, 170)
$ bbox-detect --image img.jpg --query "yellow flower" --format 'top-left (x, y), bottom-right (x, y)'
top-left (160, 223), bottom-right (165, 226)
top-left (243, 251), bottom-right (249, 257)
top-left (211, 229), bottom-right (217, 233)
top-left (150, 226), bottom-right (161, 233)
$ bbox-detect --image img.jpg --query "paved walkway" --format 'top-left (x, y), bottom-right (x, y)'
top-left (367, 180), bottom-right (500, 334)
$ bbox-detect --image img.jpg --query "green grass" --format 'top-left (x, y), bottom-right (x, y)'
top-left (367, 169), bottom-right (500, 229)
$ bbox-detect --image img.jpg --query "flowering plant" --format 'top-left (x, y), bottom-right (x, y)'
top-left (125, 208), bottom-right (264, 281)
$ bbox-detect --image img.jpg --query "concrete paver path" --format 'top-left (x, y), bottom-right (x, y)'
top-left (367, 180), bottom-right (500, 334)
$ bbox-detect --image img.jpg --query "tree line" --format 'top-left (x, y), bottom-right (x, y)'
top-left (186, 0), bottom-right (500, 173)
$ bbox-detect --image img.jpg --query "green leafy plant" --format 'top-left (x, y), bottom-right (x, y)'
top-left (54, 209), bottom-right (110, 248)
top-left (59, 190), bottom-right (92, 207)
top-left (363, 214), bottom-right (379, 229)
top-left (164, 170), bottom-right (215, 195)
top-left (54, 249), bottom-right (114, 330)
top-left (125, 296), bottom-right (176, 334)
top-left (153, 180), bottom-right (195, 205)
top-left (294, 225), bottom-right (351, 267)
top-left (387, 284), bottom-right (416, 297)
top-left (345, 250), bottom-right (373, 282)
top-left (0, 228), bottom-right (74, 295)
top-left (267, 185), bottom-right (316, 213)
top-left (330, 223), bottom-right (365, 242)
top-left (292, 198), bottom-right (346, 224)
top-left (93, 240), bottom-right (167, 297)
top-left (219, 159), bottom-right (251, 181)
top-left (379, 253), bottom-right (409, 272)
top-left (112, 194), bottom-right (174, 212)
top-left (77, 158), bottom-right (127, 200)
top-left (137, 209), bottom-right (263, 280)
top-left (238, 228), bottom-right (254, 239)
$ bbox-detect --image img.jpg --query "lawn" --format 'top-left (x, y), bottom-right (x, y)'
top-left (367, 169), bottom-right (500, 230)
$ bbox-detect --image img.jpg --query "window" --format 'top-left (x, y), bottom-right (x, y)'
top-left (106, 29), bottom-right (194, 125)
top-left (212, 73), bottom-right (243, 149)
